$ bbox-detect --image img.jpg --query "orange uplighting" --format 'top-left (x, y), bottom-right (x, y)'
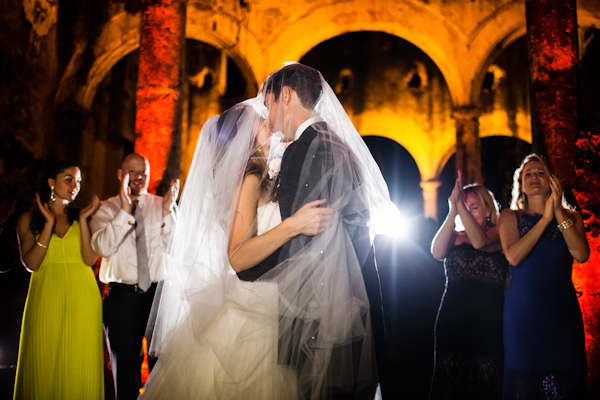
top-left (573, 234), bottom-right (600, 386)
top-left (141, 337), bottom-right (150, 390)
top-left (572, 130), bottom-right (600, 389)
top-left (573, 140), bottom-right (600, 388)
top-left (135, 0), bottom-right (186, 193)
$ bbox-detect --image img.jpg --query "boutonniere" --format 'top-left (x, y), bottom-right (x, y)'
top-left (267, 131), bottom-right (286, 180)
top-left (268, 157), bottom-right (282, 180)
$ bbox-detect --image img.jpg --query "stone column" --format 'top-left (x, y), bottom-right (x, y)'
top-left (135, 0), bottom-right (187, 194)
top-left (526, 0), bottom-right (600, 395)
top-left (420, 180), bottom-right (442, 222)
top-left (452, 106), bottom-right (482, 185)
top-left (526, 0), bottom-right (579, 188)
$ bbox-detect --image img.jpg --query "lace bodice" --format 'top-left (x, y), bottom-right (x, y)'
top-left (444, 243), bottom-right (508, 285)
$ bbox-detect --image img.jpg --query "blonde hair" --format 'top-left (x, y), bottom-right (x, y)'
top-left (462, 183), bottom-right (500, 226)
top-left (510, 153), bottom-right (572, 211)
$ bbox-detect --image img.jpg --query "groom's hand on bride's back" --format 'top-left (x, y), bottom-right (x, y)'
top-left (286, 199), bottom-right (334, 237)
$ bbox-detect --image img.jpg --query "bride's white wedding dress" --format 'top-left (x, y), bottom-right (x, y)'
top-left (140, 69), bottom-right (395, 398)
top-left (140, 202), bottom-right (298, 400)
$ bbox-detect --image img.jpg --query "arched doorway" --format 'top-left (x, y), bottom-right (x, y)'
top-left (362, 136), bottom-right (423, 216)
top-left (84, 40), bottom-right (254, 199)
top-left (299, 31), bottom-right (455, 190)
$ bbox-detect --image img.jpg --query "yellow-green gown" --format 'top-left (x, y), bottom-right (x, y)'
top-left (13, 221), bottom-right (104, 400)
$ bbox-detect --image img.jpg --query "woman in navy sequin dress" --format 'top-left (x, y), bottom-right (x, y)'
top-left (430, 178), bottom-right (508, 400)
top-left (499, 154), bottom-right (590, 399)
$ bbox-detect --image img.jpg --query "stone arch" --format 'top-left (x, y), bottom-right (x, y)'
top-left (80, 12), bottom-right (140, 110)
top-left (298, 31), bottom-right (456, 186)
top-left (470, 30), bottom-right (527, 106)
top-left (185, 6), bottom-right (262, 94)
top-left (359, 110), bottom-right (452, 184)
top-left (579, 12), bottom-right (600, 30)
top-left (465, 1), bottom-right (527, 104)
top-left (79, 9), bottom-right (261, 111)
top-left (77, 2), bottom-right (600, 197)
top-left (470, 7), bottom-right (600, 106)
top-left (265, 2), bottom-right (469, 106)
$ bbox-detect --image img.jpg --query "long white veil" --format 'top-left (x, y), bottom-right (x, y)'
top-left (148, 101), bottom-right (263, 355)
top-left (146, 64), bottom-right (393, 400)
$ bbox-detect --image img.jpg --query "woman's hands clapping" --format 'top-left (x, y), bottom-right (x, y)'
top-left (35, 192), bottom-right (55, 227)
top-left (549, 174), bottom-right (563, 212)
top-left (80, 194), bottom-right (101, 220)
top-left (543, 174), bottom-right (563, 222)
top-left (448, 173), bottom-right (464, 215)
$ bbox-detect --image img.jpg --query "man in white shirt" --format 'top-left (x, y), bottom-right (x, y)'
top-left (91, 153), bottom-right (178, 400)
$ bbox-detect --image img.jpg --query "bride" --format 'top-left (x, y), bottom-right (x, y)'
top-left (141, 67), bottom-right (393, 399)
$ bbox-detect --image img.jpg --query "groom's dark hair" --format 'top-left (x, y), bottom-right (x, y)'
top-left (265, 63), bottom-right (322, 110)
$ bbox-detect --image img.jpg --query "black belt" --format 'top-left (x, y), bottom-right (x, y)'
top-left (107, 282), bottom-right (157, 294)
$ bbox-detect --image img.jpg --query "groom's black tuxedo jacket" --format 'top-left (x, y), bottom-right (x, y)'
top-left (236, 123), bottom-right (386, 366)
top-left (237, 122), bottom-right (373, 279)
top-left (278, 122), bottom-right (373, 266)
top-left (237, 123), bottom-right (388, 395)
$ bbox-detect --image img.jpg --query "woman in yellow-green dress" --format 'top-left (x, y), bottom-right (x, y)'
top-left (14, 161), bottom-right (104, 400)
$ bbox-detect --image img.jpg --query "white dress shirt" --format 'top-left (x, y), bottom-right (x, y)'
top-left (91, 194), bottom-right (175, 284)
top-left (294, 116), bottom-right (324, 141)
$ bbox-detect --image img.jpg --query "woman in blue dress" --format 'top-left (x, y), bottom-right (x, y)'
top-left (499, 154), bottom-right (590, 399)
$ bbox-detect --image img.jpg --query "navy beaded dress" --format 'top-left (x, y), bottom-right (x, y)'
top-left (430, 243), bottom-right (509, 400)
top-left (503, 213), bottom-right (588, 399)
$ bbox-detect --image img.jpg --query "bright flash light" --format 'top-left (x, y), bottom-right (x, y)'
top-left (372, 203), bottom-right (406, 237)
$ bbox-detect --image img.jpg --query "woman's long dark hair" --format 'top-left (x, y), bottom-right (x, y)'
top-left (30, 160), bottom-right (80, 235)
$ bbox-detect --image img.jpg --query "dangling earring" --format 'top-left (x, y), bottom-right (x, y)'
top-left (486, 215), bottom-right (491, 224)
top-left (50, 186), bottom-right (56, 202)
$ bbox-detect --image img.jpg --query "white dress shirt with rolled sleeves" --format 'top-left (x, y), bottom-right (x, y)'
top-left (91, 194), bottom-right (175, 285)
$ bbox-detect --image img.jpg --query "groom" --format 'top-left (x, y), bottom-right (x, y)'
top-left (261, 63), bottom-right (387, 399)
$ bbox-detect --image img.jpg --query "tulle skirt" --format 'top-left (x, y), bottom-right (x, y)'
top-left (140, 276), bottom-right (298, 400)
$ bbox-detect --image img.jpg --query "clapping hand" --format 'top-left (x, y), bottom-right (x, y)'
top-left (80, 194), bottom-right (101, 220)
top-left (448, 172), bottom-right (464, 214)
top-left (35, 192), bottom-right (55, 226)
top-left (120, 174), bottom-right (133, 214)
top-left (162, 179), bottom-right (180, 217)
top-left (549, 174), bottom-right (563, 212)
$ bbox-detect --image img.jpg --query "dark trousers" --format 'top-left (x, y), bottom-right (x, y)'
top-left (103, 282), bottom-right (157, 400)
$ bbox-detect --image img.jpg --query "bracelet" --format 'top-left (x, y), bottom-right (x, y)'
top-left (557, 218), bottom-right (575, 232)
top-left (36, 241), bottom-right (48, 249)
